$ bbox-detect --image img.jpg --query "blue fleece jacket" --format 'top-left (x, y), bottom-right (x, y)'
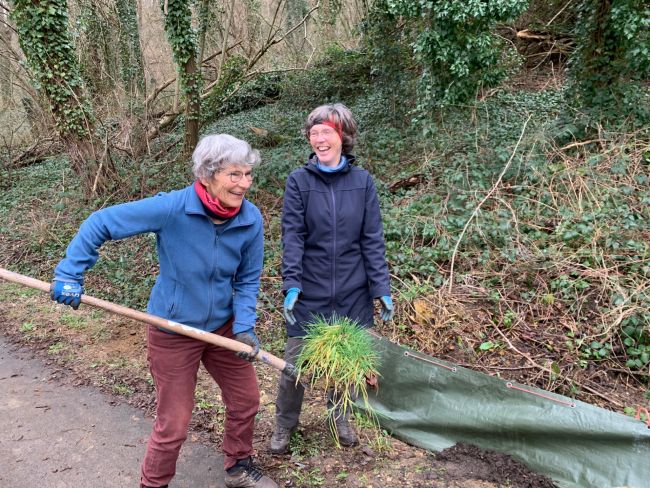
top-left (54, 184), bottom-right (264, 334)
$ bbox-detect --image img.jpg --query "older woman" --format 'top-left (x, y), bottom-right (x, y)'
top-left (270, 103), bottom-right (394, 454)
top-left (50, 134), bottom-right (277, 488)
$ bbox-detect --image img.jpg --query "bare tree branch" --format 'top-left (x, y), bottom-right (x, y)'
top-left (147, 2), bottom-right (320, 144)
top-left (145, 42), bottom-right (242, 108)
top-left (448, 115), bottom-right (532, 293)
top-left (247, 2), bottom-right (320, 70)
top-left (215, 0), bottom-right (237, 84)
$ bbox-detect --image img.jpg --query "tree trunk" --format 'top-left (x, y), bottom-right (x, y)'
top-left (116, 0), bottom-right (146, 102)
top-left (586, 0), bottom-right (615, 88)
top-left (13, 0), bottom-right (114, 197)
top-left (0, 1), bottom-right (12, 103)
top-left (160, 0), bottom-right (202, 158)
top-left (65, 136), bottom-right (114, 195)
top-left (197, 0), bottom-right (210, 65)
top-left (183, 55), bottom-right (200, 156)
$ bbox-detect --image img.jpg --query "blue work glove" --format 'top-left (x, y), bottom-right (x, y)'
top-left (283, 288), bottom-right (300, 326)
top-left (235, 330), bottom-right (260, 362)
top-left (50, 279), bottom-right (84, 310)
top-left (379, 295), bottom-right (394, 322)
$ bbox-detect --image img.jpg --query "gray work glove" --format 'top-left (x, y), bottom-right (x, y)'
top-left (235, 330), bottom-right (260, 362)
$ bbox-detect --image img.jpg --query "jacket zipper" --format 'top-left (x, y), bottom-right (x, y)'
top-left (206, 215), bottom-right (251, 327)
top-left (329, 184), bottom-right (336, 309)
top-left (208, 226), bottom-right (221, 324)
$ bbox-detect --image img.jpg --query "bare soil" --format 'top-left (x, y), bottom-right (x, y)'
top-left (0, 283), bottom-right (564, 488)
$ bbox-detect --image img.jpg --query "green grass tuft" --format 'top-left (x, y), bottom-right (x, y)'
top-left (296, 314), bottom-right (381, 445)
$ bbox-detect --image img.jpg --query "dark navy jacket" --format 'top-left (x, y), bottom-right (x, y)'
top-left (281, 154), bottom-right (391, 337)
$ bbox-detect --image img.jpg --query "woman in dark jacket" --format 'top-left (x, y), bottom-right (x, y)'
top-left (270, 103), bottom-right (394, 454)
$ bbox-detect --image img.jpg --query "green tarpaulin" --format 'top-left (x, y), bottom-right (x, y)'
top-left (364, 334), bottom-right (650, 488)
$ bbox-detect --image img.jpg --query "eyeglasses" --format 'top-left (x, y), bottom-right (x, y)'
top-left (308, 128), bottom-right (337, 139)
top-left (223, 171), bottom-right (254, 183)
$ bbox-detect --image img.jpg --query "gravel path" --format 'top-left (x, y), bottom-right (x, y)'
top-left (0, 335), bottom-right (224, 488)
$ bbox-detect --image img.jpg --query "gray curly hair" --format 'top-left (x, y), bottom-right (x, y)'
top-left (303, 103), bottom-right (358, 154)
top-left (192, 134), bottom-right (261, 179)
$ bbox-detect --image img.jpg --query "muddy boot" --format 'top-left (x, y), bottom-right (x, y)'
top-left (269, 424), bottom-right (296, 454)
top-left (329, 415), bottom-right (359, 447)
top-left (225, 457), bottom-right (278, 488)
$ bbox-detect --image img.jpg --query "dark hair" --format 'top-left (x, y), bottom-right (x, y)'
top-left (303, 103), bottom-right (357, 154)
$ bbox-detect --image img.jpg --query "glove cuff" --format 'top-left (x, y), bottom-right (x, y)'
top-left (53, 277), bottom-right (85, 286)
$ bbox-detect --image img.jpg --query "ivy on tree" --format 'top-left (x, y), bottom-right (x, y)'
top-left (369, 0), bottom-right (529, 110)
top-left (12, 0), bottom-right (94, 138)
top-left (160, 0), bottom-right (203, 153)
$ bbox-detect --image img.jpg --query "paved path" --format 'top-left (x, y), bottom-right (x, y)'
top-left (0, 336), bottom-right (224, 488)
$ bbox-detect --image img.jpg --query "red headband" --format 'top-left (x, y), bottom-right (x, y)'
top-left (320, 120), bottom-right (343, 142)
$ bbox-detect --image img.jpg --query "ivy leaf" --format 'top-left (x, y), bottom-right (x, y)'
top-left (551, 362), bottom-right (561, 376)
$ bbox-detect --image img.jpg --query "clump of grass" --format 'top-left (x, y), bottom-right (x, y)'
top-left (296, 314), bottom-right (381, 444)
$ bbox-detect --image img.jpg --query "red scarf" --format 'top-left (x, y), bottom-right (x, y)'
top-left (194, 180), bottom-right (240, 219)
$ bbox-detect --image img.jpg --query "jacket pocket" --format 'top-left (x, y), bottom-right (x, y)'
top-left (167, 280), bottom-right (184, 318)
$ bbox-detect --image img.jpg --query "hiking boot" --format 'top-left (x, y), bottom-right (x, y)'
top-left (269, 424), bottom-right (296, 454)
top-left (225, 457), bottom-right (278, 488)
top-left (329, 415), bottom-right (358, 447)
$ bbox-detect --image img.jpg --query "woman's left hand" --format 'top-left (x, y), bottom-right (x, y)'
top-left (235, 331), bottom-right (260, 361)
top-left (379, 296), bottom-right (394, 321)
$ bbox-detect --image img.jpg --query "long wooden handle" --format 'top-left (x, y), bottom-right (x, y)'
top-left (0, 268), bottom-right (296, 378)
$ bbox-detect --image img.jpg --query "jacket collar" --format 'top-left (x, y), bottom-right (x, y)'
top-left (304, 153), bottom-right (356, 176)
top-left (184, 184), bottom-right (255, 227)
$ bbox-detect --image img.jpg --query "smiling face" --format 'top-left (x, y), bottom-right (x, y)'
top-left (308, 123), bottom-right (343, 167)
top-left (200, 163), bottom-right (253, 208)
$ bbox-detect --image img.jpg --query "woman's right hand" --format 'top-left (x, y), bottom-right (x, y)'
top-left (50, 279), bottom-right (84, 310)
top-left (283, 288), bottom-right (300, 325)
top-left (235, 330), bottom-right (260, 361)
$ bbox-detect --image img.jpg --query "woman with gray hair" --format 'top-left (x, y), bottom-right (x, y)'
top-left (271, 103), bottom-right (393, 454)
top-left (50, 134), bottom-right (277, 488)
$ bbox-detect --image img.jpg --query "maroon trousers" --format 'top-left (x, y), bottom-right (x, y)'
top-left (140, 322), bottom-right (260, 487)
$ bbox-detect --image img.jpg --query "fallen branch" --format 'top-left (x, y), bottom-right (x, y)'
top-left (516, 29), bottom-right (551, 41)
top-left (146, 111), bottom-right (182, 142)
top-left (546, 0), bottom-right (574, 26)
top-left (448, 115), bottom-right (532, 293)
top-left (607, 368), bottom-right (650, 378)
top-left (492, 324), bottom-right (624, 408)
top-left (389, 174), bottom-right (425, 191)
top-left (9, 137), bottom-right (62, 168)
top-left (558, 139), bottom-right (603, 151)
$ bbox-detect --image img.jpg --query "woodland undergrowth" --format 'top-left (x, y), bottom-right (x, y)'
top-left (1, 57), bottom-right (648, 417)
